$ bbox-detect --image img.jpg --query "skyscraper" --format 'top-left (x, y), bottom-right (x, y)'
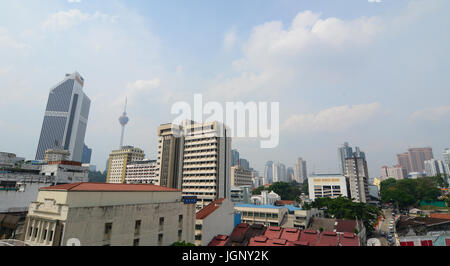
top-left (424, 159), bottom-right (448, 177)
top-left (443, 148), bottom-right (450, 168)
top-left (294, 157), bottom-right (308, 183)
top-left (287, 167), bottom-right (295, 183)
top-left (408, 147), bottom-right (434, 173)
top-left (397, 147), bottom-right (434, 174)
top-left (345, 156), bottom-right (370, 203)
top-left (156, 120), bottom-right (232, 211)
top-left (232, 149), bottom-right (240, 166)
top-left (338, 142), bottom-right (354, 175)
top-left (35, 72), bottom-right (91, 163)
top-left (81, 144), bottom-right (92, 164)
top-left (264, 161), bottom-right (274, 184)
top-left (119, 98), bottom-right (129, 148)
top-left (106, 146), bottom-right (145, 184)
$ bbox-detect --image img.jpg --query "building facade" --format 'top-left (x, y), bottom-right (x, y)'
top-left (35, 72), bottom-right (91, 163)
top-left (125, 160), bottom-right (158, 185)
top-left (424, 159), bottom-right (448, 177)
top-left (294, 158), bottom-right (307, 184)
top-left (235, 204), bottom-right (289, 227)
top-left (23, 183), bottom-right (196, 246)
top-left (308, 174), bottom-right (348, 201)
top-left (381, 165), bottom-right (407, 181)
top-left (231, 166), bottom-right (253, 187)
top-left (40, 161), bottom-right (89, 184)
top-left (44, 149), bottom-right (70, 163)
top-left (345, 156), bottom-right (370, 203)
top-left (397, 147), bottom-right (434, 174)
top-left (195, 198), bottom-right (235, 246)
top-left (106, 146), bottom-right (145, 184)
top-left (81, 144), bottom-right (92, 164)
top-left (156, 124), bottom-right (184, 189)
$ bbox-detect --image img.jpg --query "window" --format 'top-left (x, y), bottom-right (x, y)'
top-left (133, 238), bottom-right (140, 246)
top-left (179, 215), bottom-right (183, 227)
top-left (43, 229), bottom-right (47, 241)
top-left (178, 230), bottom-right (183, 242)
top-left (49, 231), bottom-right (54, 242)
top-left (104, 223), bottom-right (113, 240)
top-left (158, 234), bottom-right (164, 246)
top-left (195, 234), bottom-right (202, 240)
top-left (159, 217), bottom-right (164, 231)
top-left (195, 224), bottom-right (202, 230)
top-left (135, 220), bottom-right (141, 235)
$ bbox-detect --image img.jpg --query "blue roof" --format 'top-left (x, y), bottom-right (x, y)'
top-left (235, 204), bottom-right (301, 211)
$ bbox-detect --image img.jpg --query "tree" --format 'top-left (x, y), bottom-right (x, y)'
top-left (252, 182), bottom-right (301, 201)
top-left (171, 241), bottom-right (196, 246)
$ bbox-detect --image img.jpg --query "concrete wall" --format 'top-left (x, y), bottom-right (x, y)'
top-left (200, 199), bottom-right (235, 246)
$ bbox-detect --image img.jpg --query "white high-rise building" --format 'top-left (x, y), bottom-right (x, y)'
top-left (36, 72), bottom-right (90, 163)
top-left (125, 159), bottom-right (158, 185)
top-left (345, 156), bottom-right (370, 203)
top-left (294, 158), bottom-right (308, 183)
top-left (272, 162), bottom-right (287, 183)
top-left (424, 159), bottom-right (448, 177)
top-left (181, 121), bottom-right (232, 211)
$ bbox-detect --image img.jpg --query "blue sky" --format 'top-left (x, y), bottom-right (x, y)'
top-left (0, 0), bottom-right (449, 177)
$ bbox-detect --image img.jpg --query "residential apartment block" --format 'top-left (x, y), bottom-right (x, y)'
top-left (125, 160), bottom-right (158, 185)
top-left (106, 146), bottom-right (145, 184)
top-left (308, 174), bottom-right (348, 201)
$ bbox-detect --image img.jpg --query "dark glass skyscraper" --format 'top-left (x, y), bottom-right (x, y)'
top-left (35, 72), bottom-right (91, 163)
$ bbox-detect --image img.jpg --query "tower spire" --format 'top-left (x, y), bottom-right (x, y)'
top-left (119, 97), bottom-right (130, 148)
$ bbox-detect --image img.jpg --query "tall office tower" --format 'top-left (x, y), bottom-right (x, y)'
top-left (238, 158), bottom-right (250, 170)
top-left (294, 157), bottom-right (308, 183)
top-left (424, 159), bottom-right (448, 177)
top-left (345, 156), bottom-right (370, 203)
top-left (264, 161), bottom-right (274, 184)
top-left (232, 149), bottom-right (240, 166)
top-left (81, 144), bottom-right (92, 164)
top-left (287, 167), bottom-right (295, 183)
top-left (156, 123), bottom-right (184, 189)
top-left (35, 72), bottom-right (91, 163)
top-left (397, 153), bottom-right (412, 174)
top-left (106, 146), bottom-right (145, 184)
top-left (181, 120), bottom-right (231, 211)
top-left (408, 147), bottom-right (434, 173)
top-left (272, 162), bottom-right (287, 183)
top-left (353, 147), bottom-right (366, 159)
top-left (338, 142), bottom-right (354, 175)
top-left (118, 98), bottom-right (129, 148)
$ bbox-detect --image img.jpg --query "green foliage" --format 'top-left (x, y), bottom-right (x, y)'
top-left (380, 177), bottom-right (442, 209)
top-left (252, 182), bottom-right (301, 201)
top-left (88, 171), bottom-right (107, 183)
top-left (171, 241), bottom-right (196, 246)
top-left (309, 197), bottom-right (381, 233)
top-left (301, 179), bottom-right (309, 195)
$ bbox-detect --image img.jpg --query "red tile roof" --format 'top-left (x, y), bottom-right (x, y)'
top-left (292, 240), bottom-right (309, 246)
top-left (264, 226), bottom-right (283, 239)
top-left (39, 182), bottom-right (181, 192)
top-left (317, 231), bottom-right (339, 246)
top-left (208, 235), bottom-right (229, 246)
top-left (275, 200), bottom-right (295, 206)
top-left (47, 161), bottom-right (82, 166)
top-left (335, 219), bottom-right (357, 233)
top-left (299, 229), bottom-right (319, 246)
top-left (339, 232), bottom-right (360, 246)
top-left (196, 198), bottom-right (226, 220)
top-left (280, 228), bottom-right (301, 242)
top-left (430, 213), bottom-right (450, 220)
top-left (248, 236), bottom-right (294, 246)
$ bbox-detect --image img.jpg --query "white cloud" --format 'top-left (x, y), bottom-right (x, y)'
top-left (115, 78), bottom-right (173, 106)
top-left (0, 27), bottom-right (28, 50)
top-left (68, 0), bottom-right (82, 3)
top-left (368, 0), bottom-right (382, 3)
top-left (42, 9), bottom-right (118, 31)
top-left (223, 28), bottom-right (237, 51)
top-left (282, 102), bottom-right (382, 133)
top-left (410, 106), bottom-right (450, 122)
top-left (0, 66), bottom-right (12, 75)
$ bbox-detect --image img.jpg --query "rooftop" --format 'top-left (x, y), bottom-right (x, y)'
top-left (39, 182), bottom-right (181, 192)
top-left (196, 198), bottom-right (226, 220)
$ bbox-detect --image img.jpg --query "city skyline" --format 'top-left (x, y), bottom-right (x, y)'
top-left (1, 0), bottom-right (450, 178)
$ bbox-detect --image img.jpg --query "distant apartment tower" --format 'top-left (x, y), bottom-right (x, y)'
top-left (231, 166), bottom-right (253, 187)
top-left (272, 162), bottom-right (287, 183)
top-left (424, 159), bottom-right (448, 177)
top-left (345, 156), bottom-right (370, 203)
top-left (264, 161), bottom-right (274, 184)
top-left (238, 159), bottom-right (250, 170)
top-left (338, 142), bottom-right (365, 175)
top-left (106, 146), bottom-right (145, 184)
top-left (397, 147), bottom-right (434, 174)
top-left (156, 124), bottom-right (184, 189)
top-left (381, 165), bottom-right (407, 181)
top-left (287, 167), bottom-right (295, 183)
top-left (125, 159), bottom-right (158, 185)
top-left (35, 72), bottom-right (91, 163)
top-left (181, 121), bottom-right (231, 211)
top-left (294, 158), bottom-right (307, 183)
top-left (82, 144), bottom-right (92, 164)
top-left (443, 149), bottom-right (450, 169)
